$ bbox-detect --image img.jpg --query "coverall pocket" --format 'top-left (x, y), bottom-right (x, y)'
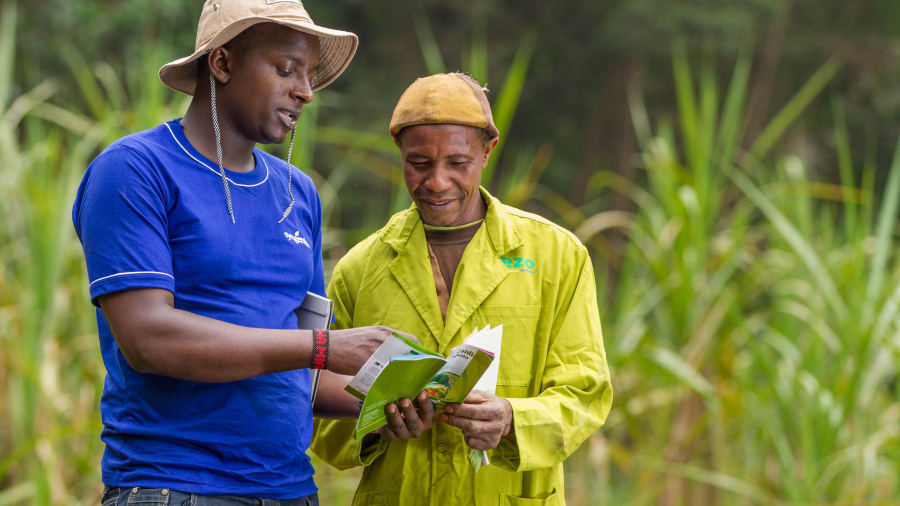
top-left (351, 490), bottom-right (387, 506)
top-left (472, 304), bottom-right (540, 395)
top-left (499, 487), bottom-right (560, 505)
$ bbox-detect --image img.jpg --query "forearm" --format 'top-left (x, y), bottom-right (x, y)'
top-left (495, 379), bottom-right (612, 472)
top-left (313, 371), bottom-right (361, 419)
top-left (105, 299), bottom-right (314, 382)
top-left (312, 418), bottom-right (387, 470)
top-left (503, 402), bottom-right (516, 442)
top-left (99, 288), bottom-right (398, 382)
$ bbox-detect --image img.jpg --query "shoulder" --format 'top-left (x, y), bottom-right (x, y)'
top-left (500, 204), bottom-right (586, 253)
top-left (334, 209), bottom-right (417, 274)
top-left (88, 122), bottom-right (181, 178)
top-left (94, 130), bottom-right (151, 163)
top-left (76, 123), bottom-right (185, 218)
top-left (104, 122), bottom-right (178, 157)
top-left (330, 231), bottom-right (383, 290)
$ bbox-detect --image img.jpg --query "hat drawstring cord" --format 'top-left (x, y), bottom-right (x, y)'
top-left (278, 125), bottom-right (297, 223)
top-left (208, 71), bottom-right (297, 224)
top-left (210, 71), bottom-right (236, 224)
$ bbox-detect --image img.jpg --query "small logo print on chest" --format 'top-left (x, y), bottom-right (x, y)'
top-left (285, 231), bottom-right (311, 248)
top-left (502, 256), bottom-right (536, 273)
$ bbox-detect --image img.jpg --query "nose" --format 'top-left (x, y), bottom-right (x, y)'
top-left (423, 164), bottom-right (453, 193)
top-left (291, 76), bottom-right (314, 104)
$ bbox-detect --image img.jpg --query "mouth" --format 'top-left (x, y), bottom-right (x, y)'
top-left (278, 109), bottom-right (300, 130)
top-left (418, 195), bottom-right (461, 212)
top-left (415, 192), bottom-right (468, 225)
top-left (422, 199), bottom-right (453, 207)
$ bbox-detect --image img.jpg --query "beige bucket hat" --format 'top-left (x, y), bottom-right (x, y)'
top-left (159, 0), bottom-right (358, 95)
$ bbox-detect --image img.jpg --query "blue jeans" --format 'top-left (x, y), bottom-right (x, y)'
top-left (101, 486), bottom-right (319, 506)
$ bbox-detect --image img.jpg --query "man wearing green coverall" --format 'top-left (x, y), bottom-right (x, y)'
top-left (311, 73), bottom-right (613, 506)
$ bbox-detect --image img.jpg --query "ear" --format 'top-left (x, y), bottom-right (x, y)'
top-left (393, 136), bottom-right (402, 150)
top-left (206, 47), bottom-right (234, 85)
top-left (481, 137), bottom-right (500, 169)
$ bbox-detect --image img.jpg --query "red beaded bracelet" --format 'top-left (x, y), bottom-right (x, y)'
top-left (312, 329), bottom-right (329, 370)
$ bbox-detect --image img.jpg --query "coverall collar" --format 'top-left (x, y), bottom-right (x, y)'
top-left (380, 187), bottom-right (524, 348)
top-left (381, 186), bottom-right (523, 257)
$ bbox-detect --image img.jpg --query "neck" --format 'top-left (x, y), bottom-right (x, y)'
top-left (422, 219), bottom-right (484, 231)
top-left (450, 191), bottom-right (487, 227)
top-left (181, 88), bottom-right (257, 173)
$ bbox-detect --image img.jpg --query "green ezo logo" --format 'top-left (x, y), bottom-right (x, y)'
top-left (501, 256), bottom-right (536, 271)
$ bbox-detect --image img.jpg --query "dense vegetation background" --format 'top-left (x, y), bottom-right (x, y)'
top-left (5, 0), bottom-right (900, 504)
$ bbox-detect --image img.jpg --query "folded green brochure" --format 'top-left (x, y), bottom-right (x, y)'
top-left (345, 332), bottom-right (494, 440)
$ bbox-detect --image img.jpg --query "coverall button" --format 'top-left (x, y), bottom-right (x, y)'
top-left (437, 443), bottom-right (446, 453)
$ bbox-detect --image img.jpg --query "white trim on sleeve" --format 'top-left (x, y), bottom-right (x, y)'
top-left (89, 271), bottom-right (175, 287)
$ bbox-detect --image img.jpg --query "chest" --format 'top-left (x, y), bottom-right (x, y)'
top-left (161, 169), bottom-right (320, 324)
top-left (351, 251), bottom-right (547, 397)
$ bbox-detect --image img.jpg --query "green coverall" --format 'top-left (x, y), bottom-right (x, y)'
top-left (312, 189), bottom-right (613, 506)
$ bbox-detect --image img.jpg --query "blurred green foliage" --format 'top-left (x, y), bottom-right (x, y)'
top-left (16, 0), bottom-right (900, 206)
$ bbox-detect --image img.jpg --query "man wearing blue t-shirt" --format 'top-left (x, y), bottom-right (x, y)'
top-left (71, 1), bottom-right (424, 504)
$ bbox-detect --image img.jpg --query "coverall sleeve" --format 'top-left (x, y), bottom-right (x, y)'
top-left (492, 247), bottom-right (613, 472)
top-left (311, 266), bottom-right (389, 469)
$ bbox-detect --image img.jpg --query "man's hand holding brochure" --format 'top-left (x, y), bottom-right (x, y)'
top-left (453, 324), bottom-right (503, 471)
top-left (343, 325), bottom-right (504, 471)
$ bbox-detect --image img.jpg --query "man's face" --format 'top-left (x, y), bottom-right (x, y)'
top-left (218, 23), bottom-right (320, 145)
top-left (398, 124), bottom-right (498, 227)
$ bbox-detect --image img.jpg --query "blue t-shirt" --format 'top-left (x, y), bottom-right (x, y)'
top-left (72, 119), bottom-right (324, 498)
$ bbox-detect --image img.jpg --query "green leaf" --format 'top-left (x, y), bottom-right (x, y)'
top-left (865, 137), bottom-right (900, 306)
top-left (648, 346), bottom-right (716, 401)
top-left (412, 6), bottom-right (446, 75)
top-left (730, 170), bottom-right (847, 320)
top-left (749, 49), bottom-right (847, 160)
top-left (483, 31), bottom-right (536, 184)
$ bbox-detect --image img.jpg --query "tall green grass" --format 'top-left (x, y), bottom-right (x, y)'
top-left (572, 40), bottom-right (900, 505)
top-left (1, 2), bottom-right (103, 503)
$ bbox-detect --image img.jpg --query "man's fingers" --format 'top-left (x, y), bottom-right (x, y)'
top-left (376, 426), bottom-right (395, 439)
top-left (398, 398), bottom-right (421, 431)
top-left (445, 401), bottom-right (499, 422)
top-left (464, 434), bottom-right (494, 450)
top-left (440, 411), bottom-right (481, 433)
top-left (328, 326), bottom-right (420, 375)
top-left (462, 389), bottom-right (491, 403)
top-left (416, 391), bottom-right (435, 424)
top-left (383, 402), bottom-right (410, 439)
top-left (380, 396), bottom-right (438, 440)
